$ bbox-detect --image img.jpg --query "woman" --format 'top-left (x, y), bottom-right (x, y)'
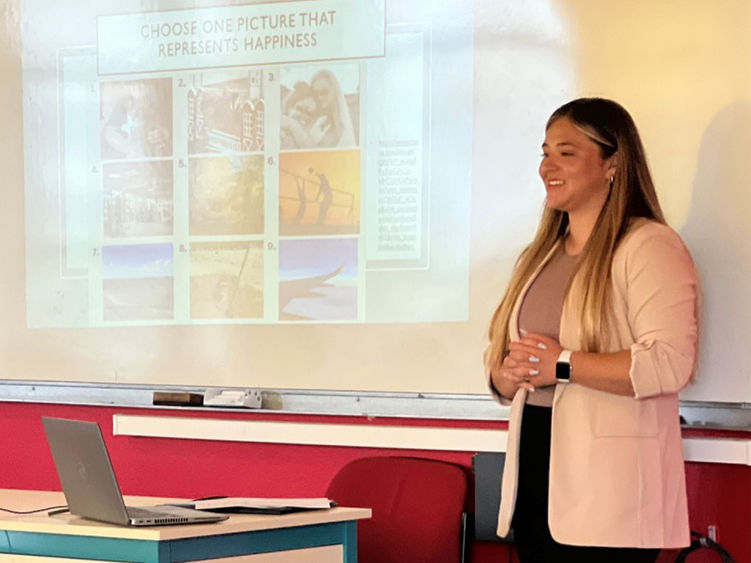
top-left (308, 69), bottom-right (356, 148)
top-left (486, 98), bottom-right (699, 562)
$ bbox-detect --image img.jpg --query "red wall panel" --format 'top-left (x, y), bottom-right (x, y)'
top-left (0, 402), bottom-right (747, 562)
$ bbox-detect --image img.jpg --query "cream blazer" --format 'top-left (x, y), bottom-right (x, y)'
top-left (492, 219), bottom-right (699, 548)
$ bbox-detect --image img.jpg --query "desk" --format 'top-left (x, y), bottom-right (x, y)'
top-left (0, 490), bottom-right (371, 562)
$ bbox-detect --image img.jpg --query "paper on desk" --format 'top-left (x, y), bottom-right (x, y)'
top-left (194, 497), bottom-right (334, 510)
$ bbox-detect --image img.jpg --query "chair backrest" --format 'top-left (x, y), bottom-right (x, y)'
top-left (326, 456), bottom-right (468, 563)
top-left (472, 452), bottom-right (512, 542)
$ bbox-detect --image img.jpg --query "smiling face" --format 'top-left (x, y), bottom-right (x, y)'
top-left (539, 116), bottom-right (615, 219)
top-left (312, 76), bottom-right (333, 112)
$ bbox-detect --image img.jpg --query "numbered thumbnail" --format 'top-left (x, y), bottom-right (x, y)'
top-left (279, 150), bottom-right (360, 236)
top-left (189, 154), bottom-right (264, 235)
top-left (280, 63), bottom-right (359, 150)
top-left (103, 161), bottom-right (173, 238)
top-left (187, 68), bottom-right (264, 154)
top-left (190, 241), bottom-right (264, 319)
top-left (100, 78), bottom-right (172, 160)
top-left (102, 243), bottom-right (173, 321)
top-left (279, 238), bottom-right (358, 321)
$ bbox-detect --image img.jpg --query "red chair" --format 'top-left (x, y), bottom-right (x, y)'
top-left (326, 456), bottom-right (469, 563)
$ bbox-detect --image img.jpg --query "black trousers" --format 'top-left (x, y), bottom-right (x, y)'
top-left (511, 404), bottom-right (661, 563)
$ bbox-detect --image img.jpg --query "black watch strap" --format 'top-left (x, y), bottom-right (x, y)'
top-left (556, 349), bottom-right (573, 383)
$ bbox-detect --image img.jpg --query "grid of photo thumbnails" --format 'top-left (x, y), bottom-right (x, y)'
top-left (99, 65), bottom-right (361, 324)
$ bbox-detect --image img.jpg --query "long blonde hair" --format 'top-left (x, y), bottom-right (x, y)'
top-left (486, 98), bottom-right (665, 371)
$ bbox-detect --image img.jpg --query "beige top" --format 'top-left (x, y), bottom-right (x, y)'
top-left (517, 246), bottom-right (578, 406)
top-left (490, 219), bottom-right (700, 548)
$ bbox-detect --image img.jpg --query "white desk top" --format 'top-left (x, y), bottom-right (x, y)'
top-left (0, 489), bottom-right (371, 541)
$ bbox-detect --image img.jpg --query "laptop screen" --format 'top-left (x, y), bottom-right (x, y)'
top-left (42, 417), bottom-right (132, 525)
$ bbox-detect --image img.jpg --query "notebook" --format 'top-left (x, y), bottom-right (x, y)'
top-left (192, 495), bottom-right (336, 514)
top-left (41, 417), bottom-right (228, 527)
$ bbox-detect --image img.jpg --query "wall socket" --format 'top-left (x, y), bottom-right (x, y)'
top-left (707, 525), bottom-right (718, 542)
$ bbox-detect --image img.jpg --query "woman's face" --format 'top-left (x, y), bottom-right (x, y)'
top-left (312, 77), bottom-right (333, 112)
top-left (539, 116), bottom-right (614, 217)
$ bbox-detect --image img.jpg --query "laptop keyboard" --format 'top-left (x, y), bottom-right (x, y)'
top-left (127, 507), bottom-right (162, 518)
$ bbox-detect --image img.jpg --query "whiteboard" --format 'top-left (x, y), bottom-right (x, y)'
top-left (1, 0), bottom-right (748, 403)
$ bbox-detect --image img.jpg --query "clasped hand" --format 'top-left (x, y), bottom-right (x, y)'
top-left (501, 332), bottom-right (562, 391)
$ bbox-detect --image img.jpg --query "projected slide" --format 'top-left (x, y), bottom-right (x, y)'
top-left (23, 0), bottom-right (472, 327)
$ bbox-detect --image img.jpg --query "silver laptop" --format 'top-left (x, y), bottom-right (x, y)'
top-left (42, 417), bottom-right (228, 526)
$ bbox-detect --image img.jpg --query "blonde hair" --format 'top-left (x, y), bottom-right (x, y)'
top-left (486, 98), bottom-right (665, 372)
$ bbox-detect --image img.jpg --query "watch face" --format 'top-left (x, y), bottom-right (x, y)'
top-left (556, 361), bottom-right (570, 381)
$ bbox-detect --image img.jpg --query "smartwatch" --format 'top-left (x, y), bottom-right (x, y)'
top-left (556, 349), bottom-right (573, 383)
